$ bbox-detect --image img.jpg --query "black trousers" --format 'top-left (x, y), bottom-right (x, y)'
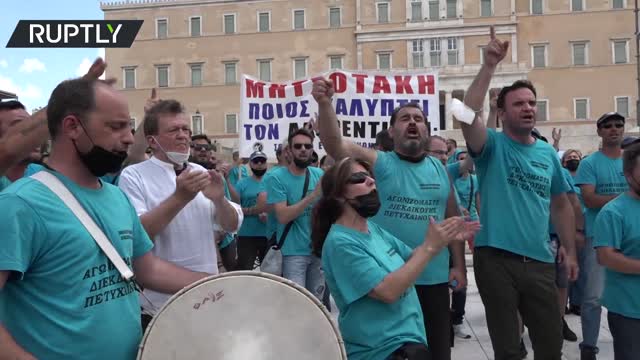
top-left (415, 283), bottom-right (451, 360)
top-left (236, 236), bottom-right (268, 270)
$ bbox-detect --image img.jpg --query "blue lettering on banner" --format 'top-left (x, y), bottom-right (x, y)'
top-left (248, 101), bottom-right (311, 121)
top-left (243, 123), bottom-right (280, 140)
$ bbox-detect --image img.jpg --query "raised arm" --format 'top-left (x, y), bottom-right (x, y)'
top-left (461, 26), bottom-right (509, 154)
top-left (312, 78), bottom-right (377, 165)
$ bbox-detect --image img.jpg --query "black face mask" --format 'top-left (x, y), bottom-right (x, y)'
top-left (347, 190), bottom-right (381, 218)
top-left (73, 122), bottom-right (127, 177)
top-left (293, 157), bottom-right (312, 169)
top-left (251, 168), bottom-right (267, 177)
top-left (565, 159), bottom-right (580, 172)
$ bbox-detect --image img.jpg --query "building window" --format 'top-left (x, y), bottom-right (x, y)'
top-left (329, 7), bottom-right (341, 28)
top-left (225, 114), bottom-right (238, 134)
top-left (447, 38), bottom-right (458, 65)
top-left (129, 118), bottom-right (137, 129)
top-left (190, 63), bottom-right (203, 86)
top-left (224, 14), bottom-right (236, 34)
top-left (377, 53), bottom-right (391, 70)
top-left (613, 40), bottom-right (629, 64)
top-left (192, 114), bottom-right (203, 135)
top-left (258, 59), bottom-right (271, 82)
top-left (293, 9), bottom-right (305, 30)
top-left (532, 45), bottom-right (547, 68)
top-left (156, 65), bottom-right (169, 88)
top-left (411, 1), bottom-right (423, 22)
top-left (377, 2), bottom-right (390, 23)
top-left (224, 62), bottom-right (237, 85)
top-left (429, 0), bottom-right (440, 20)
top-left (481, 0), bottom-right (493, 16)
top-left (574, 98), bottom-right (590, 119)
top-left (412, 40), bottom-right (424, 68)
top-left (293, 58), bottom-right (307, 79)
top-left (258, 11), bottom-right (270, 32)
top-left (329, 56), bottom-right (343, 70)
top-left (571, 42), bottom-right (588, 66)
top-left (156, 18), bottom-right (168, 39)
top-left (612, 0), bottom-right (625, 9)
top-left (571, 0), bottom-right (584, 11)
top-left (446, 0), bottom-right (457, 18)
top-left (430, 39), bottom-right (441, 66)
top-left (190, 16), bottom-right (201, 37)
top-left (479, 46), bottom-right (486, 64)
top-left (536, 100), bottom-right (548, 122)
top-left (616, 96), bottom-right (629, 117)
top-left (123, 67), bottom-right (136, 89)
top-left (531, 0), bottom-right (543, 14)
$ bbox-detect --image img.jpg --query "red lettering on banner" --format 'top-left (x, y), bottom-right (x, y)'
top-left (329, 72), bottom-right (347, 94)
top-left (352, 74), bottom-right (368, 93)
top-left (417, 75), bottom-right (435, 95)
top-left (372, 75), bottom-right (391, 94)
top-left (394, 76), bottom-right (414, 94)
top-left (245, 79), bottom-right (265, 98)
top-left (292, 80), bottom-right (306, 97)
top-left (269, 84), bottom-right (286, 98)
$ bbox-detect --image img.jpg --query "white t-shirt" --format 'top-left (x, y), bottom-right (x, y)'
top-left (118, 156), bottom-right (243, 313)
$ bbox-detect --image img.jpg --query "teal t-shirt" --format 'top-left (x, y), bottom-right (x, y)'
top-left (447, 163), bottom-right (479, 221)
top-left (470, 129), bottom-right (570, 262)
top-left (0, 176), bottom-right (11, 192)
top-left (228, 165), bottom-right (249, 187)
top-left (371, 151), bottom-right (451, 285)
top-left (0, 170), bottom-right (153, 360)
top-left (549, 168), bottom-right (577, 236)
top-left (265, 166), bottom-right (323, 256)
top-left (574, 151), bottom-right (628, 238)
top-left (593, 193), bottom-right (640, 319)
top-left (236, 176), bottom-right (266, 237)
top-left (447, 149), bottom-right (463, 164)
top-left (322, 222), bottom-right (427, 360)
top-left (261, 167), bottom-right (281, 240)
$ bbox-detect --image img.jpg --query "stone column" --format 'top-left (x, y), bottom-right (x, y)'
top-left (445, 91), bottom-right (453, 130)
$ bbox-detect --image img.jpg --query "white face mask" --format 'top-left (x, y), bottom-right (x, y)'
top-left (152, 137), bottom-right (190, 166)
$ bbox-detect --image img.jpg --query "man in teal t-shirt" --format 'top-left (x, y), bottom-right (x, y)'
top-left (457, 29), bottom-right (576, 360)
top-left (593, 143), bottom-right (640, 360)
top-left (314, 81), bottom-right (464, 359)
top-left (265, 129), bottom-right (324, 299)
top-left (574, 112), bottom-right (628, 357)
top-left (228, 150), bottom-right (249, 186)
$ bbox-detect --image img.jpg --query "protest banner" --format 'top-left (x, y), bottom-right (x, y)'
top-left (240, 70), bottom-right (439, 159)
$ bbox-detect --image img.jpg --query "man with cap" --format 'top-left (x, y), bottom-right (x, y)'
top-left (230, 150), bottom-right (269, 270)
top-left (574, 111), bottom-right (628, 360)
top-left (622, 136), bottom-right (640, 150)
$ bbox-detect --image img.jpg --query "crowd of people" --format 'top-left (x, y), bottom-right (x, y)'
top-left (0, 27), bottom-right (639, 360)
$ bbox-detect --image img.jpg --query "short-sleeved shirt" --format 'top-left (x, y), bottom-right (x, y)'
top-left (593, 193), bottom-right (640, 319)
top-left (371, 151), bottom-right (451, 285)
top-left (261, 166), bottom-right (282, 240)
top-left (447, 163), bottom-right (479, 221)
top-left (447, 149), bottom-right (463, 164)
top-left (574, 151), bottom-right (628, 238)
top-left (265, 166), bottom-right (324, 256)
top-left (322, 221), bottom-right (426, 360)
top-left (549, 168), bottom-right (577, 236)
top-left (0, 170), bottom-right (153, 359)
top-left (236, 176), bottom-right (266, 237)
top-left (469, 129), bottom-right (570, 262)
top-left (0, 176), bottom-right (11, 192)
top-left (228, 165), bottom-right (249, 187)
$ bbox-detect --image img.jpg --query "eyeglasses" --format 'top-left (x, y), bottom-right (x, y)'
top-left (429, 150), bottom-right (448, 156)
top-left (192, 144), bottom-right (212, 151)
top-left (601, 123), bottom-right (624, 129)
top-left (251, 158), bottom-right (266, 165)
top-left (293, 143), bottom-right (313, 150)
top-left (347, 171), bottom-right (371, 184)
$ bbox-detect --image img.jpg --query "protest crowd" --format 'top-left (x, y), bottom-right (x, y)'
top-left (2, 26), bottom-right (640, 360)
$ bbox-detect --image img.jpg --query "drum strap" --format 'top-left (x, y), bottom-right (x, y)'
top-left (32, 171), bottom-right (135, 281)
top-left (274, 168), bottom-right (310, 250)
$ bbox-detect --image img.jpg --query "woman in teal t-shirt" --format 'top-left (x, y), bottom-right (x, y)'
top-left (311, 157), bottom-right (478, 360)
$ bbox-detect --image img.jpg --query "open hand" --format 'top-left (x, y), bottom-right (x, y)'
top-left (202, 170), bottom-right (226, 201)
top-left (175, 167), bottom-right (210, 202)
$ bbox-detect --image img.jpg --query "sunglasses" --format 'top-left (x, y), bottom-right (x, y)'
top-left (347, 171), bottom-right (371, 184)
top-left (293, 143), bottom-right (313, 150)
top-left (601, 123), bottom-right (624, 129)
top-left (192, 144), bottom-right (212, 151)
top-left (251, 158), bottom-right (266, 164)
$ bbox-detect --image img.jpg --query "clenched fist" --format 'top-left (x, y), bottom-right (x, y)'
top-left (312, 78), bottom-right (335, 105)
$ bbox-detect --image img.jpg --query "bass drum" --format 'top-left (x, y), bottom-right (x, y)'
top-left (137, 271), bottom-right (347, 360)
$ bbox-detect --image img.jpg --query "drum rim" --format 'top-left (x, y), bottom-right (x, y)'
top-left (137, 270), bottom-right (347, 359)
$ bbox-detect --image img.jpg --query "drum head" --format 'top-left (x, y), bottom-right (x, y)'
top-left (138, 271), bottom-right (346, 360)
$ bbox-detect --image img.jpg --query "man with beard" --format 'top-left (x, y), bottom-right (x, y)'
top-left (264, 128), bottom-right (324, 299)
top-left (118, 99), bottom-right (242, 329)
top-left (0, 78), bottom-right (214, 360)
top-left (190, 134), bottom-right (217, 169)
top-left (574, 112), bottom-right (628, 360)
top-left (231, 150), bottom-right (269, 270)
top-left (312, 84), bottom-right (468, 359)
top-left (459, 26), bottom-right (577, 360)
